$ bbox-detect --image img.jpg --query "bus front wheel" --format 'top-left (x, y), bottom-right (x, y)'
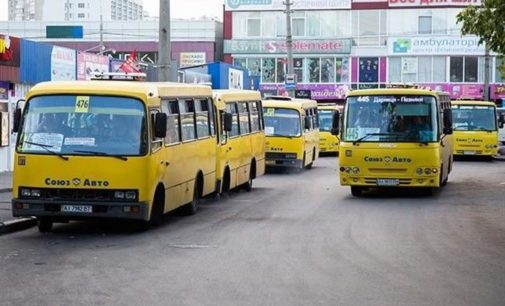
top-left (38, 217), bottom-right (53, 233)
top-left (351, 186), bottom-right (364, 197)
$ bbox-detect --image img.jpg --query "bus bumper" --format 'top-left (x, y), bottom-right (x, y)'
top-left (11, 199), bottom-right (150, 221)
top-left (340, 175), bottom-right (440, 188)
top-left (265, 158), bottom-right (303, 168)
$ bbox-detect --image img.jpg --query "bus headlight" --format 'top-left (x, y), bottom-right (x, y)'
top-left (416, 168), bottom-right (423, 175)
top-left (424, 168), bottom-right (432, 175)
top-left (485, 144), bottom-right (495, 149)
top-left (352, 167), bottom-right (360, 174)
top-left (20, 188), bottom-right (41, 198)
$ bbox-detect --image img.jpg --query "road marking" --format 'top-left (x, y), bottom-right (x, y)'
top-left (165, 244), bottom-right (218, 249)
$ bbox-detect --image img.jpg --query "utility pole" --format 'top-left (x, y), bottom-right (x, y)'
top-left (284, 0), bottom-right (294, 96)
top-left (158, 0), bottom-right (171, 81)
top-left (483, 44), bottom-right (490, 101)
top-left (99, 14), bottom-right (104, 55)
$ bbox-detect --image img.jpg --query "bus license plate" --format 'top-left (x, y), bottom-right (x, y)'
top-left (463, 151), bottom-right (476, 155)
top-left (61, 205), bottom-right (92, 213)
top-left (376, 179), bottom-right (400, 186)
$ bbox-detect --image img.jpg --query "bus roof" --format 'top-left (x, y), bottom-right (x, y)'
top-left (318, 103), bottom-right (342, 111)
top-left (212, 89), bottom-right (261, 102)
top-left (26, 81), bottom-right (213, 106)
top-left (346, 88), bottom-right (443, 97)
top-left (451, 100), bottom-right (496, 107)
top-left (263, 98), bottom-right (317, 110)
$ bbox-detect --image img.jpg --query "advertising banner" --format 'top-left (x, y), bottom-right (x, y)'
top-left (422, 83), bottom-right (484, 99)
top-left (260, 83), bottom-right (350, 100)
top-left (180, 52), bottom-right (206, 68)
top-left (388, 0), bottom-right (482, 8)
top-left (490, 84), bottom-right (505, 100)
top-left (225, 0), bottom-right (351, 11)
top-left (77, 52), bottom-right (109, 80)
top-left (389, 36), bottom-right (485, 56)
top-left (225, 39), bottom-right (352, 54)
top-left (51, 46), bottom-right (76, 81)
top-left (0, 34), bottom-right (20, 67)
top-left (229, 68), bottom-right (244, 89)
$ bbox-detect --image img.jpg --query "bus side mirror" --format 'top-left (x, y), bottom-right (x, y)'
top-left (331, 111), bottom-right (340, 135)
top-left (499, 114), bottom-right (505, 129)
top-left (154, 113), bottom-right (167, 138)
top-left (443, 109), bottom-right (453, 134)
top-left (304, 116), bottom-right (311, 130)
top-left (12, 99), bottom-right (25, 133)
top-left (224, 113), bottom-right (233, 132)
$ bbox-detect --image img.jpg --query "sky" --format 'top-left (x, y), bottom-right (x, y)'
top-left (0, 0), bottom-right (224, 21)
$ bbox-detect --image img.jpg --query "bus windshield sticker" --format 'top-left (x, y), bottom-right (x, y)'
top-left (64, 137), bottom-right (96, 146)
top-left (265, 108), bottom-right (275, 116)
top-left (265, 126), bottom-right (275, 135)
top-left (23, 133), bottom-right (64, 152)
top-left (75, 96), bottom-right (90, 113)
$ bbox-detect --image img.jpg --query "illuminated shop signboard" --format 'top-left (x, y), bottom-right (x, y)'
top-left (388, 36), bottom-right (485, 56)
top-left (225, 39), bottom-right (352, 54)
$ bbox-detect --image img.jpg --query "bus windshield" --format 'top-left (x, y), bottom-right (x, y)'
top-left (263, 108), bottom-right (301, 137)
top-left (318, 110), bottom-right (334, 132)
top-left (17, 95), bottom-right (147, 156)
top-left (344, 95), bottom-right (438, 143)
top-left (452, 105), bottom-right (496, 131)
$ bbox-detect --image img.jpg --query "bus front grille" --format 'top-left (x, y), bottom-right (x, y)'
top-left (368, 168), bottom-right (408, 174)
top-left (21, 188), bottom-right (118, 202)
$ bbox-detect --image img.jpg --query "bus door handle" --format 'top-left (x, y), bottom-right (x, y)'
top-left (161, 160), bottom-right (170, 166)
top-left (227, 147), bottom-right (232, 152)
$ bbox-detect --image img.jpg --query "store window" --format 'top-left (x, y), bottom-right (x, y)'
top-left (276, 58), bottom-right (286, 83)
top-left (418, 16), bottom-right (432, 34)
top-left (307, 58), bottom-right (320, 83)
top-left (262, 58), bottom-right (275, 83)
top-left (321, 58), bottom-right (335, 83)
top-left (359, 57), bottom-right (379, 83)
top-left (389, 56), bottom-right (446, 83)
top-left (433, 57), bottom-right (446, 82)
top-left (294, 58), bottom-right (304, 83)
top-left (496, 57), bottom-right (504, 83)
top-left (247, 58), bottom-right (261, 77)
top-left (450, 57), bottom-right (464, 82)
top-left (464, 57), bottom-right (478, 82)
top-left (450, 56), bottom-right (478, 83)
top-left (335, 58), bottom-right (349, 83)
top-left (401, 57), bottom-right (417, 82)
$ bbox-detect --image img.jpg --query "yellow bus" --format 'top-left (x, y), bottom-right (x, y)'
top-left (213, 90), bottom-right (265, 193)
top-left (262, 96), bottom-right (319, 169)
top-left (318, 103), bottom-right (342, 154)
top-left (11, 81), bottom-right (260, 232)
top-left (338, 87), bottom-right (454, 196)
top-left (451, 100), bottom-right (503, 158)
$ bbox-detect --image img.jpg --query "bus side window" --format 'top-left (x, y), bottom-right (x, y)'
top-left (162, 99), bottom-right (181, 145)
top-left (180, 99), bottom-right (196, 141)
top-left (208, 99), bottom-right (215, 136)
top-left (195, 98), bottom-right (210, 139)
top-left (257, 101), bottom-right (264, 131)
top-left (225, 102), bottom-right (240, 137)
top-left (239, 102), bottom-right (250, 135)
top-left (249, 101), bottom-right (260, 132)
top-left (311, 108), bottom-right (318, 129)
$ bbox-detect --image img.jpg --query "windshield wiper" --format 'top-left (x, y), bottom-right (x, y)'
top-left (24, 141), bottom-right (69, 161)
top-left (73, 150), bottom-right (128, 161)
top-left (352, 133), bottom-right (403, 145)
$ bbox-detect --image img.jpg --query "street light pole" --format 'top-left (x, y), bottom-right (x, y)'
top-left (158, 0), bottom-right (171, 82)
top-left (284, 0), bottom-right (294, 96)
top-left (483, 44), bottom-right (490, 101)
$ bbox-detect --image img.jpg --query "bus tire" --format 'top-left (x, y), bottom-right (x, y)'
top-left (38, 217), bottom-right (53, 233)
top-left (441, 165), bottom-right (448, 186)
top-left (182, 178), bottom-right (201, 216)
top-left (221, 168), bottom-right (231, 195)
top-left (351, 186), bottom-right (363, 197)
top-left (243, 162), bottom-right (256, 192)
top-left (150, 187), bottom-right (165, 227)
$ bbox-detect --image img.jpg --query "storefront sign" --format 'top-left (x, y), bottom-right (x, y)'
top-left (422, 83), bottom-right (484, 99)
top-left (260, 83), bottom-right (350, 100)
top-left (77, 52), bottom-right (109, 80)
top-left (388, 36), bottom-right (485, 56)
top-left (0, 81), bottom-right (8, 100)
top-left (0, 35), bottom-right (20, 67)
top-left (490, 84), bottom-right (505, 100)
top-left (180, 52), bottom-right (206, 68)
top-left (388, 0), bottom-right (481, 7)
top-left (225, 39), bottom-right (352, 54)
top-left (295, 90), bottom-right (312, 99)
top-left (51, 46), bottom-right (76, 81)
top-left (225, 0), bottom-right (351, 10)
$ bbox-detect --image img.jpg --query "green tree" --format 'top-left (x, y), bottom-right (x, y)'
top-left (457, 0), bottom-right (505, 77)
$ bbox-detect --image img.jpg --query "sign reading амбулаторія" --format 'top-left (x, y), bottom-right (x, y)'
top-left (388, 36), bottom-right (485, 56)
top-left (225, 0), bottom-right (351, 10)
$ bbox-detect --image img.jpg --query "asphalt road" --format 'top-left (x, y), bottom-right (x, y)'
top-left (0, 156), bottom-right (504, 306)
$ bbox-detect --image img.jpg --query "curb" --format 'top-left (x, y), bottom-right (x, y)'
top-left (0, 188), bottom-right (12, 193)
top-left (0, 217), bottom-right (38, 235)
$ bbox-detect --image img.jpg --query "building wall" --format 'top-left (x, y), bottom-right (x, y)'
top-left (223, 0), bottom-right (500, 101)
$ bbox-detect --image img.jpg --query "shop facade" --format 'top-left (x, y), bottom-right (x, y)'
top-left (223, 0), bottom-right (502, 102)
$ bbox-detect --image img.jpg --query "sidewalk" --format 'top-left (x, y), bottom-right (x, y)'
top-left (0, 171), bottom-right (37, 234)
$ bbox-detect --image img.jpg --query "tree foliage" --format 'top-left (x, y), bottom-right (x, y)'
top-left (457, 0), bottom-right (505, 54)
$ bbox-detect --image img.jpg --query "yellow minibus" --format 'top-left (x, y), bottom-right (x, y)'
top-left (213, 90), bottom-right (265, 193)
top-left (338, 86), bottom-right (453, 196)
top-left (451, 100), bottom-right (503, 158)
top-left (262, 96), bottom-right (319, 169)
top-left (318, 103), bottom-right (342, 154)
top-left (11, 81), bottom-right (249, 232)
